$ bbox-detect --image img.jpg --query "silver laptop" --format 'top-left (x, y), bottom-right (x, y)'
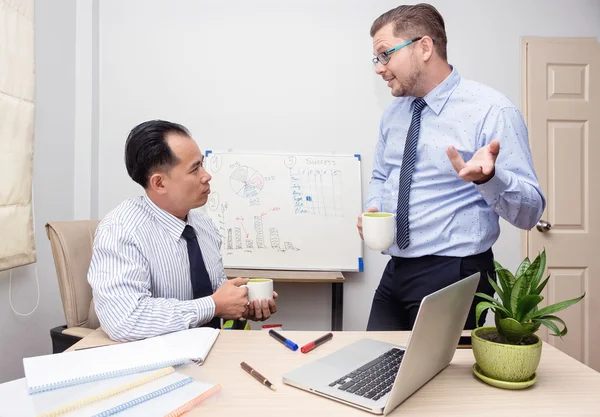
top-left (282, 272), bottom-right (480, 415)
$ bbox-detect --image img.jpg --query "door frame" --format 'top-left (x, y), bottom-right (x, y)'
top-left (520, 37), bottom-right (529, 261)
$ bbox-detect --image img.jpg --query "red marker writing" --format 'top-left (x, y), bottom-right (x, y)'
top-left (300, 332), bottom-right (333, 354)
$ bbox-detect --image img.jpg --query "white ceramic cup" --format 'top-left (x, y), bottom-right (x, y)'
top-left (361, 212), bottom-right (395, 251)
top-left (241, 278), bottom-right (274, 302)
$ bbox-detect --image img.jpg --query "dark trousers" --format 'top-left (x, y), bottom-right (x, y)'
top-left (366, 248), bottom-right (495, 331)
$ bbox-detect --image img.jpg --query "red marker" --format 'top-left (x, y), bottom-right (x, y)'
top-left (301, 332), bottom-right (333, 354)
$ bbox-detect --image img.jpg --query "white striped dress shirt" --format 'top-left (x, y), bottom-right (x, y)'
top-left (88, 195), bottom-right (226, 342)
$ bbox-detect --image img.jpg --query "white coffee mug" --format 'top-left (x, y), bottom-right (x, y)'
top-left (241, 278), bottom-right (274, 302)
top-left (361, 212), bottom-right (395, 251)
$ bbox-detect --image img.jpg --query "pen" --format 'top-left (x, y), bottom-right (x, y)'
top-left (301, 332), bottom-right (333, 354)
top-left (240, 362), bottom-right (276, 391)
top-left (268, 329), bottom-right (298, 351)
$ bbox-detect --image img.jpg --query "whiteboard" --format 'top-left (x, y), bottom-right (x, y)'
top-left (203, 151), bottom-right (363, 271)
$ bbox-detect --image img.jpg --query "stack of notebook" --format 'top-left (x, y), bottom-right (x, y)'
top-left (3, 327), bottom-right (222, 417)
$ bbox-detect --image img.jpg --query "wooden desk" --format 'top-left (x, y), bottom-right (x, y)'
top-left (69, 329), bottom-right (600, 416)
top-left (225, 268), bottom-right (345, 331)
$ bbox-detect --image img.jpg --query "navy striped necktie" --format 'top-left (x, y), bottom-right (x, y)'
top-left (182, 225), bottom-right (220, 328)
top-left (396, 98), bottom-right (427, 249)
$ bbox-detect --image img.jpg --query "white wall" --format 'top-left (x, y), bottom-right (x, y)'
top-left (0, 0), bottom-right (77, 383)
top-left (94, 0), bottom-right (600, 331)
top-left (2, 0), bottom-right (600, 383)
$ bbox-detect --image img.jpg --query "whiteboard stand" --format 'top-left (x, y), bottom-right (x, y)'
top-left (224, 269), bottom-right (345, 331)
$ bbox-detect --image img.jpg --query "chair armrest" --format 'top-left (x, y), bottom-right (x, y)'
top-left (62, 327), bottom-right (95, 338)
top-left (50, 325), bottom-right (82, 353)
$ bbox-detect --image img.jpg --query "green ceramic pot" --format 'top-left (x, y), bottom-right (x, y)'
top-left (472, 326), bottom-right (542, 382)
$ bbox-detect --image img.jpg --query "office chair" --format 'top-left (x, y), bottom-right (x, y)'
top-left (45, 219), bottom-right (247, 352)
top-left (46, 220), bottom-right (100, 353)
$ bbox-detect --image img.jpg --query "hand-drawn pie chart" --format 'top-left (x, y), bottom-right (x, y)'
top-left (230, 166), bottom-right (264, 198)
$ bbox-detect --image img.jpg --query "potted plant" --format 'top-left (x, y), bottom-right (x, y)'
top-left (471, 249), bottom-right (585, 388)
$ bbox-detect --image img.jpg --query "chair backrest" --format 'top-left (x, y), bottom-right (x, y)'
top-left (46, 220), bottom-right (101, 329)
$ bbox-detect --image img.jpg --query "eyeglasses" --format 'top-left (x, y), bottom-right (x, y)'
top-left (372, 37), bottom-right (425, 66)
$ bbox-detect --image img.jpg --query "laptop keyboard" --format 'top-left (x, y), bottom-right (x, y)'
top-left (328, 348), bottom-right (404, 401)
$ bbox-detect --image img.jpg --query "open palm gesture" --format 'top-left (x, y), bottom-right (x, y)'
top-left (446, 140), bottom-right (500, 184)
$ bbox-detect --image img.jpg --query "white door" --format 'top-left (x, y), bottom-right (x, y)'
top-left (522, 37), bottom-right (600, 371)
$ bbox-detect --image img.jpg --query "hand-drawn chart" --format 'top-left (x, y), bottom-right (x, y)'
top-left (204, 151), bottom-right (363, 271)
top-left (220, 204), bottom-right (299, 254)
top-left (289, 168), bottom-right (343, 217)
top-left (230, 166), bottom-right (264, 198)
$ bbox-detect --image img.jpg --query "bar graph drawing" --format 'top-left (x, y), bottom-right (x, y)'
top-left (218, 204), bottom-right (299, 254)
top-left (235, 228), bottom-right (242, 249)
top-left (254, 216), bottom-right (266, 249)
top-left (269, 228), bottom-right (280, 249)
top-left (226, 229), bottom-right (233, 251)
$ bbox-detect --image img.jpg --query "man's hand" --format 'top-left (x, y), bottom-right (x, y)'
top-left (446, 140), bottom-right (500, 184)
top-left (357, 207), bottom-right (379, 240)
top-left (243, 291), bottom-right (278, 321)
top-left (211, 277), bottom-right (249, 320)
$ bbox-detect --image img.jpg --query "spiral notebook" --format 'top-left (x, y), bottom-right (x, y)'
top-left (35, 367), bottom-right (175, 417)
top-left (72, 375), bottom-right (221, 417)
top-left (23, 327), bottom-right (220, 394)
top-left (1, 371), bottom-right (220, 417)
top-left (1, 368), bottom-right (173, 417)
top-left (73, 373), bottom-right (196, 417)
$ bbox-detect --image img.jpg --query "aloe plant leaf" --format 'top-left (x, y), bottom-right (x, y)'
top-left (475, 302), bottom-right (498, 326)
top-left (475, 292), bottom-right (501, 305)
top-left (523, 303), bottom-right (541, 322)
top-left (496, 274), bottom-right (510, 311)
top-left (517, 253), bottom-right (543, 299)
top-left (496, 317), bottom-right (527, 344)
top-left (533, 315), bottom-right (567, 337)
top-left (487, 274), bottom-right (504, 301)
top-left (495, 263), bottom-right (515, 285)
top-left (495, 266), bottom-right (515, 311)
top-left (533, 275), bottom-right (550, 296)
top-left (531, 294), bottom-right (586, 318)
top-left (522, 321), bottom-right (541, 336)
top-left (515, 257), bottom-right (531, 279)
top-left (495, 308), bottom-right (509, 319)
top-left (475, 294), bottom-right (511, 314)
top-left (516, 294), bottom-right (543, 322)
top-left (529, 250), bottom-right (546, 292)
top-left (509, 272), bottom-right (528, 316)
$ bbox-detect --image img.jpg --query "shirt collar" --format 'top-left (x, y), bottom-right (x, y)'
top-left (143, 195), bottom-right (188, 241)
top-left (419, 65), bottom-right (461, 116)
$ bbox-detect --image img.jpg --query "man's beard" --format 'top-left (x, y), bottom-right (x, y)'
top-left (392, 56), bottom-right (423, 97)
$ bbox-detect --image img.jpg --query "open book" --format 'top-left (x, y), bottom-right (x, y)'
top-left (23, 327), bottom-right (220, 394)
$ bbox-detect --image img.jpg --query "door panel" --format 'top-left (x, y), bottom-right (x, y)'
top-left (523, 37), bottom-right (600, 371)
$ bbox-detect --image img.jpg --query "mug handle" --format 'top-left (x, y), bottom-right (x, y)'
top-left (239, 284), bottom-right (250, 305)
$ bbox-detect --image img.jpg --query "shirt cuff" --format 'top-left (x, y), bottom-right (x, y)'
top-left (475, 167), bottom-right (513, 204)
top-left (194, 296), bottom-right (217, 327)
